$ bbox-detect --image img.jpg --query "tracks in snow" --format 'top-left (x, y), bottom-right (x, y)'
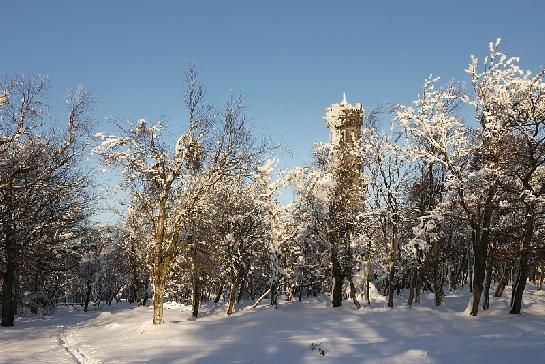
top-left (57, 324), bottom-right (98, 364)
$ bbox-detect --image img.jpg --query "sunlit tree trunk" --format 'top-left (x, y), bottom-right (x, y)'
top-left (152, 193), bottom-right (169, 325)
top-left (152, 270), bottom-right (166, 324)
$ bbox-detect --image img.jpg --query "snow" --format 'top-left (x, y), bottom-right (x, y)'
top-left (2, 285), bottom-right (545, 363)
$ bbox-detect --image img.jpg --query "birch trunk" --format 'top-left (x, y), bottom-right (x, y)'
top-left (152, 192), bottom-right (169, 325)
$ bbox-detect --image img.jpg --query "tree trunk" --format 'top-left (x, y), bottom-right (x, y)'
top-left (469, 187), bottom-right (496, 316)
top-left (142, 279), bottom-right (150, 306)
top-left (387, 235), bottom-right (397, 309)
top-left (152, 193), bottom-right (169, 325)
top-left (494, 275), bottom-right (507, 297)
top-left (483, 257), bottom-right (493, 310)
top-left (510, 250), bottom-right (530, 314)
top-left (132, 267), bottom-right (142, 307)
top-left (331, 244), bottom-right (343, 307)
top-left (332, 274), bottom-right (343, 307)
top-left (387, 261), bottom-right (395, 308)
top-left (470, 240), bottom-right (486, 316)
top-left (1, 245), bottom-right (16, 327)
top-left (237, 279), bottom-right (246, 303)
top-left (537, 266), bottom-right (545, 291)
top-left (83, 280), bottom-right (92, 312)
top-left (365, 269), bottom-right (371, 306)
top-left (269, 249), bottom-right (281, 309)
top-left (349, 278), bottom-right (361, 309)
top-left (129, 238), bottom-right (142, 306)
top-left (365, 241), bottom-right (371, 306)
top-left (270, 282), bottom-right (279, 308)
top-left (152, 269), bottom-right (166, 325)
top-left (408, 267), bottom-right (416, 307)
top-left (192, 274), bottom-right (201, 318)
top-left (415, 268), bottom-right (422, 304)
top-left (227, 281), bottom-right (238, 316)
top-left (134, 282), bottom-right (142, 307)
top-left (286, 282), bottom-right (295, 302)
top-left (433, 259), bottom-right (444, 306)
top-left (387, 224), bottom-right (398, 309)
top-left (510, 208), bottom-right (534, 315)
top-left (468, 244), bottom-right (474, 293)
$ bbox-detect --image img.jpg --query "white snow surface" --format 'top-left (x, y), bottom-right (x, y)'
top-left (2, 285), bottom-right (545, 363)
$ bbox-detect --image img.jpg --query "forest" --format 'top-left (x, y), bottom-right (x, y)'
top-left (1, 39), bottom-right (544, 332)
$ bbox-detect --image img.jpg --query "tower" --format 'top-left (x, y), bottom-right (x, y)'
top-left (324, 93), bottom-right (364, 209)
top-left (323, 93), bottom-right (364, 308)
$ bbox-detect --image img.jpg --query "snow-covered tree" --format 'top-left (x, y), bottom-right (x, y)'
top-left (361, 126), bottom-right (411, 308)
top-left (92, 66), bottom-right (267, 323)
top-left (396, 39), bottom-right (545, 315)
top-left (0, 74), bottom-right (93, 326)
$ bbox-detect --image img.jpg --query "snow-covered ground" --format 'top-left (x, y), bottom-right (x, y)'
top-left (2, 285), bottom-right (545, 363)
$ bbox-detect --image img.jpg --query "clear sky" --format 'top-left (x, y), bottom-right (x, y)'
top-left (3, 0), bottom-right (545, 170)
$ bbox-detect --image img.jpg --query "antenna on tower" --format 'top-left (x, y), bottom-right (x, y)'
top-left (341, 92), bottom-right (347, 105)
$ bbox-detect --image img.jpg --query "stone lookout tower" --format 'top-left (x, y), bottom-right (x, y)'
top-left (324, 93), bottom-right (365, 307)
top-left (325, 93), bottom-right (364, 210)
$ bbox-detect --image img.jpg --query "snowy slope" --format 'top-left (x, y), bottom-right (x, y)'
top-left (2, 285), bottom-right (545, 363)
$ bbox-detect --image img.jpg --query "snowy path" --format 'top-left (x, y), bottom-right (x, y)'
top-left (2, 286), bottom-right (545, 363)
top-left (0, 309), bottom-right (94, 363)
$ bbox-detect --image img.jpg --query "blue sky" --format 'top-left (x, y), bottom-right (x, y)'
top-left (3, 0), bottom-right (545, 170)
